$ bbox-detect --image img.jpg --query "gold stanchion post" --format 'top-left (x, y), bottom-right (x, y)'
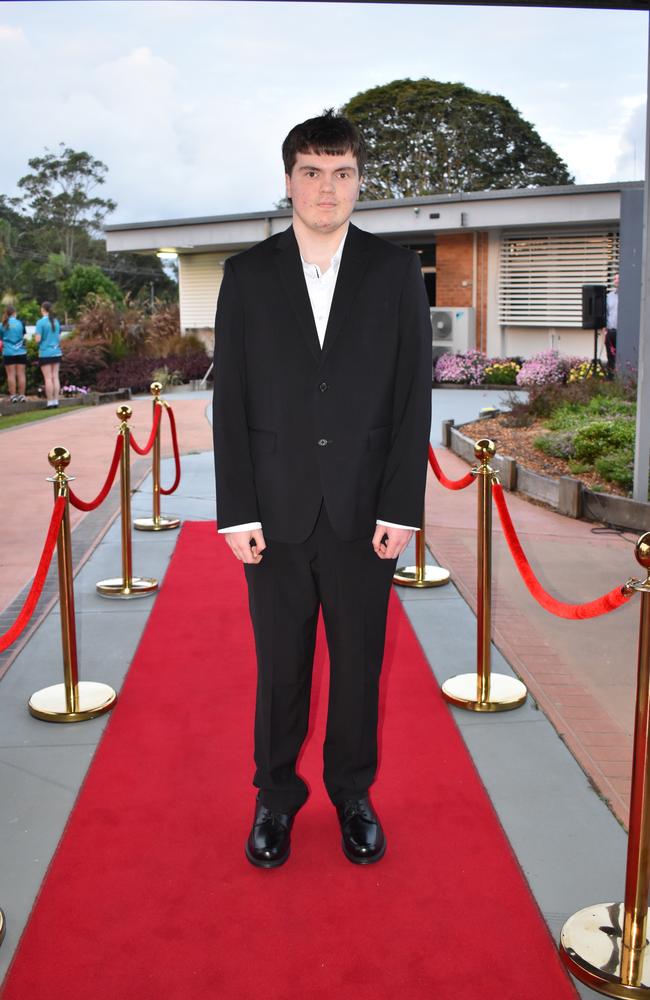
top-left (441, 439), bottom-right (527, 712)
top-left (29, 447), bottom-right (117, 722)
top-left (560, 534), bottom-right (650, 997)
top-left (393, 505), bottom-right (450, 587)
top-left (134, 381), bottom-right (180, 532)
top-left (96, 406), bottom-right (158, 599)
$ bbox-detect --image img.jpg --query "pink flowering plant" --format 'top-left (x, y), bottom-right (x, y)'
top-left (61, 384), bottom-right (90, 397)
top-left (516, 350), bottom-right (569, 387)
top-left (434, 350), bottom-right (487, 385)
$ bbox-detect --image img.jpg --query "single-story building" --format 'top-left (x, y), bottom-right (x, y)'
top-left (105, 181), bottom-right (642, 364)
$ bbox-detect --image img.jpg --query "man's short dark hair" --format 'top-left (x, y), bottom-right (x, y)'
top-left (282, 109), bottom-right (366, 177)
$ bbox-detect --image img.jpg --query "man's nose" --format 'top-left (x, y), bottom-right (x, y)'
top-left (320, 175), bottom-right (335, 191)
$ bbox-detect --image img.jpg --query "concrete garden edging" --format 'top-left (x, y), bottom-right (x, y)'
top-left (443, 419), bottom-right (650, 533)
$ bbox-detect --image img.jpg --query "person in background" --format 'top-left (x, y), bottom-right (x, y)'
top-left (604, 273), bottom-right (618, 377)
top-left (34, 301), bottom-right (62, 408)
top-left (0, 305), bottom-right (27, 402)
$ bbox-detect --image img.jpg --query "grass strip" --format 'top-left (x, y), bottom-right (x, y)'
top-left (0, 408), bottom-right (74, 431)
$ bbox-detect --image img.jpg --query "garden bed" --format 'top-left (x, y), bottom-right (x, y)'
top-left (460, 412), bottom-right (628, 497)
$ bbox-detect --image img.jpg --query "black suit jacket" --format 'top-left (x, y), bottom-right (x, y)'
top-left (213, 223), bottom-right (432, 543)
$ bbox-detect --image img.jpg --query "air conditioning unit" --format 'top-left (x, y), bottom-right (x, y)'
top-left (430, 307), bottom-right (476, 362)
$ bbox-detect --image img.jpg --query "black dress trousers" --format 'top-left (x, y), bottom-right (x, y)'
top-left (244, 504), bottom-right (397, 814)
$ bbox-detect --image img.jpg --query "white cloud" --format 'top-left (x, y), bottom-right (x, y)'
top-left (613, 102), bottom-right (647, 181)
top-left (0, 24), bottom-right (24, 42)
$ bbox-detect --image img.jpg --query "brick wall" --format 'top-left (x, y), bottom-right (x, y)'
top-left (435, 234), bottom-right (474, 309)
top-left (435, 232), bottom-right (489, 352)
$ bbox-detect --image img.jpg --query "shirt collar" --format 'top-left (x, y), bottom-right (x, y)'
top-left (300, 229), bottom-right (348, 279)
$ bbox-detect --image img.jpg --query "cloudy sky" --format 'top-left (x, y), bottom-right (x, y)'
top-left (1, 1), bottom-right (647, 225)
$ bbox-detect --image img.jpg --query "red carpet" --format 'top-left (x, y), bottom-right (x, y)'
top-left (1, 522), bottom-right (577, 999)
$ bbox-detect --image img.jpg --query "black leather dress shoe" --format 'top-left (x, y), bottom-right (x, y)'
top-left (336, 796), bottom-right (386, 865)
top-left (245, 802), bottom-right (295, 869)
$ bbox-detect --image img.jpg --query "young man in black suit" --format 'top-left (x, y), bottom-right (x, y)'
top-left (213, 111), bottom-right (432, 868)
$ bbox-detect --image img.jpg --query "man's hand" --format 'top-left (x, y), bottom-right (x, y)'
top-left (224, 529), bottom-right (267, 564)
top-left (372, 525), bottom-right (413, 560)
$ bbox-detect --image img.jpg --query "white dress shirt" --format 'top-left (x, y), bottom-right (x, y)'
top-left (219, 228), bottom-right (418, 534)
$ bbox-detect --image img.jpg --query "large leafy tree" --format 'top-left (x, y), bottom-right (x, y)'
top-left (59, 264), bottom-right (124, 318)
top-left (341, 79), bottom-right (573, 200)
top-left (1, 149), bottom-right (176, 309)
top-left (17, 144), bottom-right (117, 261)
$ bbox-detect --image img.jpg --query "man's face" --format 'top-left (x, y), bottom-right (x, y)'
top-left (286, 150), bottom-right (362, 236)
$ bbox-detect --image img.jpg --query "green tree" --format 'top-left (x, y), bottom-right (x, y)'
top-left (17, 144), bottom-right (116, 261)
top-left (340, 79), bottom-right (574, 200)
top-left (60, 264), bottom-right (123, 318)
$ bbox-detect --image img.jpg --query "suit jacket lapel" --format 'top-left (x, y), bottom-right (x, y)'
top-left (321, 224), bottom-right (370, 361)
top-left (273, 226), bottom-right (321, 363)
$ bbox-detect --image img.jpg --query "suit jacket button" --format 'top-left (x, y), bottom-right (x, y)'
top-left (318, 438), bottom-right (328, 447)
top-left (319, 382), bottom-right (329, 392)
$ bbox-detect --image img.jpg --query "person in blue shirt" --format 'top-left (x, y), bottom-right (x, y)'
top-left (0, 305), bottom-right (27, 402)
top-left (34, 301), bottom-right (62, 408)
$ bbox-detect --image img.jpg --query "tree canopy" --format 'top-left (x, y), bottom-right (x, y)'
top-left (59, 264), bottom-right (124, 318)
top-left (340, 78), bottom-right (574, 200)
top-left (17, 144), bottom-right (117, 261)
top-left (0, 146), bottom-right (176, 314)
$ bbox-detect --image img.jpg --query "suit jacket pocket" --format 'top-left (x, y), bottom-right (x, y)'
top-left (249, 428), bottom-right (277, 456)
top-left (367, 425), bottom-right (391, 452)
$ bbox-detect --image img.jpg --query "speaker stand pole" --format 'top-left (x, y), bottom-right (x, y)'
top-left (591, 324), bottom-right (600, 376)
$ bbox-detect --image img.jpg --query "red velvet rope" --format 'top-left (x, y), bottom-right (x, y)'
top-left (130, 403), bottom-right (162, 456)
top-left (0, 496), bottom-right (66, 653)
top-left (428, 444), bottom-right (475, 491)
top-left (160, 405), bottom-right (181, 496)
top-left (492, 481), bottom-right (631, 619)
top-left (69, 436), bottom-right (123, 511)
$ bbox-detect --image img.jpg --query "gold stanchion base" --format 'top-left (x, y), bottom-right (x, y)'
top-left (28, 681), bottom-right (117, 723)
top-left (560, 903), bottom-right (650, 998)
top-left (133, 515), bottom-right (180, 532)
top-left (96, 577), bottom-right (158, 599)
top-left (441, 672), bottom-right (527, 712)
top-left (393, 565), bottom-right (451, 588)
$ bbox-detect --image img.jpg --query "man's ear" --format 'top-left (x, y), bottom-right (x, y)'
top-left (285, 173), bottom-right (292, 199)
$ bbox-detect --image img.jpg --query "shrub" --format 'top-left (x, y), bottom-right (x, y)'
top-left (572, 420), bottom-right (636, 464)
top-left (15, 297), bottom-right (41, 324)
top-left (434, 350), bottom-right (487, 385)
top-left (534, 432), bottom-right (576, 459)
top-left (594, 451), bottom-right (634, 490)
top-left (146, 304), bottom-right (181, 352)
top-left (483, 359), bottom-right (521, 385)
top-left (547, 395), bottom-right (635, 432)
top-left (94, 351), bottom-right (210, 394)
top-left (60, 265), bottom-right (124, 318)
top-left (73, 298), bottom-right (148, 360)
top-left (516, 350), bottom-right (568, 386)
top-left (567, 359), bottom-right (607, 383)
top-left (59, 341), bottom-right (108, 388)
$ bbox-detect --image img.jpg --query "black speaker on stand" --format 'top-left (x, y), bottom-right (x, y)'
top-left (582, 285), bottom-right (607, 375)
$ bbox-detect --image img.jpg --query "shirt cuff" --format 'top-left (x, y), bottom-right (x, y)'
top-left (376, 519), bottom-right (419, 532)
top-left (218, 521), bottom-right (263, 534)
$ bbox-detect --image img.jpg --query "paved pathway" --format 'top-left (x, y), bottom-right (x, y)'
top-left (0, 385), bottom-right (644, 999)
top-left (1, 394), bottom-right (213, 615)
top-left (425, 407), bottom-right (642, 825)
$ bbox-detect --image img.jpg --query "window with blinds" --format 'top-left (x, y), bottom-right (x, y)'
top-left (499, 229), bottom-right (619, 327)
